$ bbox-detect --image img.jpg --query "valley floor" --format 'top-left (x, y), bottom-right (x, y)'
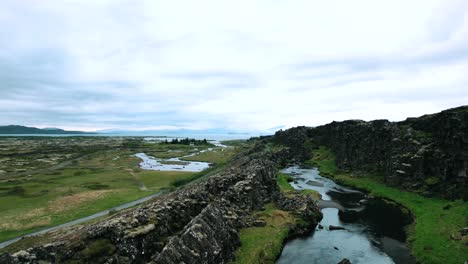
top-left (0, 137), bottom-right (241, 245)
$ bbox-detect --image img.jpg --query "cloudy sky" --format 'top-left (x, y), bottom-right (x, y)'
top-left (1, 0), bottom-right (467, 132)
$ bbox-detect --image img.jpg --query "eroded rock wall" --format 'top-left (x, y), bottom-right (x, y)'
top-left (271, 106), bottom-right (468, 199)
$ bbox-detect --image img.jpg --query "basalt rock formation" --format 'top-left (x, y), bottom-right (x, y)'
top-left (1, 155), bottom-right (321, 263)
top-left (271, 106), bottom-right (468, 199)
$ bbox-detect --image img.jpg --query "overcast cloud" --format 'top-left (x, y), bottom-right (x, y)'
top-left (1, 0), bottom-right (467, 132)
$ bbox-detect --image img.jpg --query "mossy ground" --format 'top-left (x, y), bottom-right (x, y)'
top-left (231, 173), bottom-right (320, 264)
top-left (277, 173), bottom-right (321, 200)
top-left (310, 146), bottom-right (468, 264)
top-left (231, 203), bottom-right (295, 264)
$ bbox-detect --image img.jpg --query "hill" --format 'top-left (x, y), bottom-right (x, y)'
top-left (0, 125), bottom-right (95, 134)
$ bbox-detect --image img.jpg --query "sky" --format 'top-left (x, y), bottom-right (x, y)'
top-left (1, 0), bottom-right (467, 132)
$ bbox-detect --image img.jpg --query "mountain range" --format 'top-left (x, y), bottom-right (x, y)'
top-left (0, 125), bottom-right (95, 134)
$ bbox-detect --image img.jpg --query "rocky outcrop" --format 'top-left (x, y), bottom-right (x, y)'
top-left (2, 155), bottom-right (321, 263)
top-left (271, 106), bottom-right (468, 199)
top-left (270, 126), bottom-right (312, 164)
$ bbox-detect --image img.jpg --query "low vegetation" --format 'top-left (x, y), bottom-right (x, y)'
top-left (277, 173), bottom-right (321, 201)
top-left (160, 137), bottom-right (212, 146)
top-left (181, 147), bottom-right (237, 164)
top-left (309, 146), bottom-right (468, 264)
top-left (0, 137), bottom-right (235, 244)
top-left (231, 172), bottom-right (321, 264)
top-left (231, 203), bottom-right (295, 264)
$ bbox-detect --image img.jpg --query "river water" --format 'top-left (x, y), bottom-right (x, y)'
top-left (134, 140), bottom-right (228, 172)
top-left (277, 166), bottom-right (414, 264)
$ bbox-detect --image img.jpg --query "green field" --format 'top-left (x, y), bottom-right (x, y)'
top-left (182, 147), bottom-right (237, 164)
top-left (0, 137), bottom-right (235, 244)
top-left (310, 146), bottom-right (468, 264)
top-left (231, 203), bottom-right (295, 264)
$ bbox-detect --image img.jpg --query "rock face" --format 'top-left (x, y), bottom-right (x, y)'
top-left (271, 106), bottom-right (468, 199)
top-left (2, 156), bottom-right (321, 263)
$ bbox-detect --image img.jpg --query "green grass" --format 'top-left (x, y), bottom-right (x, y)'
top-left (231, 203), bottom-right (295, 264)
top-left (277, 173), bottom-right (321, 201)
top-left (221, 140), bottom-right (249, 147)
top-left (230, 173), bottom-right (321, 263)
top-left (310, 146), bottom-right (468, 264)
top-left (170, 162), bottom-right (228, 188)
top-left (141, 143), bottom-right (208, 159)
top-left (277, 173), bottom-right (295, 192)
top-left (181, 147), bottom-right (237, 164)
top-left (0, 141), bottom-right (240, 244)
top-left (0, 149), bottom-right (195, 243)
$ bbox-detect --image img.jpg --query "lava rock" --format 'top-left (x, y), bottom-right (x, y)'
top-left (329, 225), bottom-right (346, 231)
top-left (338, 258), bottom-right (351, 264)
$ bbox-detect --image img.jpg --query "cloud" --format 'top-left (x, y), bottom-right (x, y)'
top-left (0, 0), bottom-right (467, 132)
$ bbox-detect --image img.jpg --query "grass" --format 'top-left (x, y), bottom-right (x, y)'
top-left (181, 147), bottom-right (237, 164)
top-left (310, 146), bottom-right (468, 264)
top-left (277, 173), bottom-right (321, 201)
top-left (141, 143), bottom-right (211, 159)
top-left (221, 140), bottom-right (249, 147)
top-left (231, 203), bottom-right (295, 264)
top-left (170, 162), bottom-right (228, 188)
top-left (0, 138), bottom-right (239, 250)
top-left (0, 148), bottom-right (195, 243)
top-left (231, 172), bottom-right (321, 264)
top-left (276, 173), bottom-right (294, 192)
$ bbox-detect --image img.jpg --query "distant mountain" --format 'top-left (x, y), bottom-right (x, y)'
top-left (0, 125), bottom-right (96, 134)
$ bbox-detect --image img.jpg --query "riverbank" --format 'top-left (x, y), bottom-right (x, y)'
top-left (230, 173), bottom-right (321, 264)
top-left (309, 146), bottom-right (468, 264)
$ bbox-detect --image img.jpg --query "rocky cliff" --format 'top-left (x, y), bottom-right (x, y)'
top-left (1, 155), bottom-right (321, 263)
top-left (270, 106), bottom-right (468, 199)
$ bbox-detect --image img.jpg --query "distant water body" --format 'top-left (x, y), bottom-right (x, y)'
top-left (0, 132), bottom-right (266, 141)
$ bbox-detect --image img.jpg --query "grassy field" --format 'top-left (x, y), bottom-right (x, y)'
top-left (310, 146), bottom-right (468, 264)
top-left (182, 147), bottom-right (237, 164)
top-left (231, 203), bottom-right (295, 264)
top-left (0, 148), bottom-right (196, 243)
top-left (0, 138), bottom-right (236, 244)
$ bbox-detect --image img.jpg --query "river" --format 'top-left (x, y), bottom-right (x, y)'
top-left (276, 166), bottom-right (415, 264)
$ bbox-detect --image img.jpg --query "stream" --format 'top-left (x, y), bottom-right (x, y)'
top-left (134, 140), bottom-right (227, 172)
top-left (276, 166), bottom-right (415, 264)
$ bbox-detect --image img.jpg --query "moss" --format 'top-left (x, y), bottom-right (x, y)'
top-left (301, 189), bottom-right (321, 200)
top-left (80, 239), bottom-right (116, 260)
top-left (231, 204), bottom-right (294, 264)
top-left (424, 177), bottom-right (439, 186)
top-left (305, 146), bottom-right (338, 175)
top-left (277, 173), bottom-right (294, 192)
top-left (311, 146), bottom-right (468, 264)
top-left (277, 173), bottom-right (320, 201)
